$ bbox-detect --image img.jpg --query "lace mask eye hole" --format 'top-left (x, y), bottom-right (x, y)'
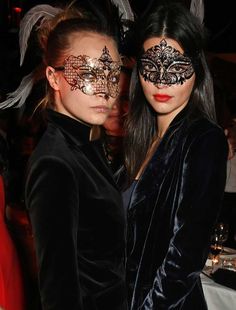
top-left (108, 71), bottom-right (120, 84)
top-left (78, 69), bottom-right (97, 82)
top-left (140, 60), bottom-right (158, 72)
top-left (169, 62), bottom-right (192, 74)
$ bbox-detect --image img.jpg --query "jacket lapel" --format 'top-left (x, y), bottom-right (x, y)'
top-left (81, 139), bottom-right (119, 189)
top-left (129, 107), bottom-right (189, 211)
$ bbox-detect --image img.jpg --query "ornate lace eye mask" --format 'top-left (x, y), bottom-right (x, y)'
top-left (54, 46), bottom-right (121, 98)
top-left (138, 39), bottom-right (194, 86)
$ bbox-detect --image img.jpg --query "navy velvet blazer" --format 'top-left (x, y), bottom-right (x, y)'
top-left (25, 110), bottom-right (127, 310)
top-left (117, 107), bottom-right (228, 310)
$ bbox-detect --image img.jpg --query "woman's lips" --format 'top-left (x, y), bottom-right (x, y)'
top-left (153, 94), bottom-right (172, 102)
top-left (92, 105), bottom-right (110, 113)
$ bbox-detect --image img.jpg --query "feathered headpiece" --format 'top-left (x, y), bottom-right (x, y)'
top-left (111, 0), bottom-right (135, 58)
top-left (0, 4), bottom-right (62, 109)
top-left (19, 4), bottom-right (63, 66)
top-left (190, 0), bottom-right (205, 24)
top-left (111, 0), bottom-right (134, 22)
top-left (0, 73), bottom-right (34, 109)
top-left (0, 1), bottom-right (134, 110)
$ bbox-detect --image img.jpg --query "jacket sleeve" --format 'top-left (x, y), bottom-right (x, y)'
top-left (25, 156), bottom-right (83, 310)
top-left (141, 128), bottom-right (228, 309)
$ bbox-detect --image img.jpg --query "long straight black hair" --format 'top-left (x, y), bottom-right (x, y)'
top-left (124, 0), bottom-right (216, 181)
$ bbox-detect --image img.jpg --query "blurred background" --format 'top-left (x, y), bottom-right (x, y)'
top-left (0, 0), bottom-right (235, 96)
top-left (0, 2), bottom-right (235, 309)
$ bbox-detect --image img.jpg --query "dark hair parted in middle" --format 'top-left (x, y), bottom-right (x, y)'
top-left (124, 1), bottom-right (216, 181)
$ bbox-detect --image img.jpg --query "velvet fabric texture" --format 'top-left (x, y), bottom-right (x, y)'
top-left (25, 110), bottom-right (127, 310)
top-left (117, 107), bottom-right (228, 310)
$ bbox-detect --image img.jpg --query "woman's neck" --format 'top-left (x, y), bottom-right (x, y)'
top-left (156, 102), bottom-right (189, 136)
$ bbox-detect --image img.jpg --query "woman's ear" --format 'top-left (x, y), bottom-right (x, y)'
top-left (46, 66), bottom-right (60, 90)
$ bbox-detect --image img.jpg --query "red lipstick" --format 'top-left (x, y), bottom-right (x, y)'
top-left (153, 94), bottom-right (172, 102)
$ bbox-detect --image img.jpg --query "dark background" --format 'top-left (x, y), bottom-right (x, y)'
top-left (1, 0), bottom-right (236, 51)
top-left (131, 0), bottom-right (236, 53)
top-left (0, 0), bottom-right (235, 95)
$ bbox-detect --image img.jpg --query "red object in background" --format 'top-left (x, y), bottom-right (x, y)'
top-left (13, 6), bottom-right (22, 13)
top-left (10, 6), bottom-right (22, 28)
top-left (0, 175), bottom-right (26, 310)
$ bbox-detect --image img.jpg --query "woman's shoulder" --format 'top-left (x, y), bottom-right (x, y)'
top-left (27, 126), bottom-right (77, 171)
top-left (30, 127), bottom-right (66, 157)
top-left (182, 117), bottom-right (228, 155)
top-left (186, 117), bottom-right (226, 139)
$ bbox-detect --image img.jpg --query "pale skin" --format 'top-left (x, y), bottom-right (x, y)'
top-left (136, 37), bottom-right (196, 179)
top-left (46, 31), bottom-right (121, 126)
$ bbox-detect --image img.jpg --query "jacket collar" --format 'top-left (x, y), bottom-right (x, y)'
top-left (47, 109), bottom-right (118, 188)
top-left (47, 109), bottom-right (101, 143)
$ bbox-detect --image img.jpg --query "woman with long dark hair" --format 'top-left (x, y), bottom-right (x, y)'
top-left (117, 1), bottom-right (228, 309)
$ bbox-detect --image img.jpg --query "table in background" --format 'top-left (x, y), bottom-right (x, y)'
top-left (201, 273), bottom-right (236, 309)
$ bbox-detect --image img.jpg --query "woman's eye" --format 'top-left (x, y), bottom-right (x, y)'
top-left (171, 66), bottom-right (183, 73)
top-left (79, 71), bottom-right (96, 81)
top-left (142, 61), bottom-right (156, 71)
top-left (111, 76), bottom-right (119, 83)
top-left (169, 63), bottom-right (190, 73)
top-left (109, 73), bottom-right (120, 84)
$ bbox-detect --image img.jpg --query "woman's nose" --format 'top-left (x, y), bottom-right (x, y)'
top-left (96, 93), bottom-right (110, 101)
top-left (155, 83), bottom-right (170, 89)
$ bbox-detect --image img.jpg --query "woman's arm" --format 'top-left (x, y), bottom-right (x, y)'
top-left (141, 128), bottom-right (228, 310)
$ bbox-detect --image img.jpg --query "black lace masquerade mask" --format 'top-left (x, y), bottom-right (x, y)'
top-left (138, 39), bottom-right (194, 86)
top-left (54, 46), bottom-right (121, 98)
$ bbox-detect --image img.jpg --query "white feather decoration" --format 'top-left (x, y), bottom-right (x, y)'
top-left (190, 0), bottom-right (205, 24)
top-left (111, 0), bottom-right (134, 21)
top-left (19, 4), bottom-right (63, 66)
top-left (0, 72), bottom-right (35, 109)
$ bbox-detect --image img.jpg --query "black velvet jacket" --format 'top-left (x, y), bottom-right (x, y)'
top-left (25, 110), bottom-right (127, 310)
top-left (117, 107), bottom-right (228, 310)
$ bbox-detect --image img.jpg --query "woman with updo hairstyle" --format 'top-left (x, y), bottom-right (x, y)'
top-left (0, 1), bottom-right (128, 309)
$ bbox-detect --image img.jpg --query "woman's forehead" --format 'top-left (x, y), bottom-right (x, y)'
top-left (143, 37), bottom-right (184, 54)
top-left (68, 32), bottom-right (120, 61)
